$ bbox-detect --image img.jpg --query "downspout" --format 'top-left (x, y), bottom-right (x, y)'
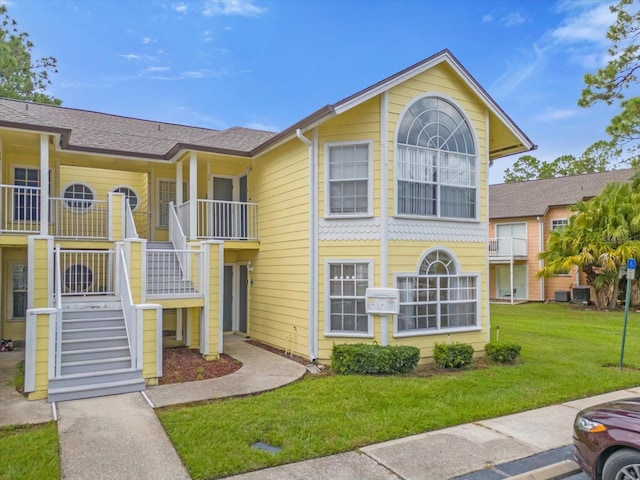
top-left (380, 92), bottom-right (389, 345)
top-left (296, 128), bottom-right (318, 361)
top-left (538, 216), bottom-right (545, 301)
top-left (485, 111), bottom-right (492, 341)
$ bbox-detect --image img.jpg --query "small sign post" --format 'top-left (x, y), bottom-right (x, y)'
top-left (620, 259), bottom-right (636, 369)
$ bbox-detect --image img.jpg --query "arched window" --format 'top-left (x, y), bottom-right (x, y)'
top-left (113, 186), bottom-right (139, 211)
top-left (396, 97), bottom-right (476, 219)
top-left (63, 183), bottom-right (94, 211)
top-left (396, 249), bottom-right (478, 334)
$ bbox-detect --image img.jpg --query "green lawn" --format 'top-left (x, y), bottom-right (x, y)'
top-left (158, 303), bottom-right (640, 479)
top-left (0, 422), bottom-right (59, 480)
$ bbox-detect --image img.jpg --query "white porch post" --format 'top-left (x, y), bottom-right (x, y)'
top-left (40, 134), bottom-right (50, 236)
top-left (189, 151), bottom-right (197, 240)
top-left (176, 159), bottom-right (183, 208)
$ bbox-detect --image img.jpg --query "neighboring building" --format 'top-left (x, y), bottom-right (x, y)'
top-left (489, 169), bottom-right (635, 303)
top-left (0, 49), bottom-right (534, 402)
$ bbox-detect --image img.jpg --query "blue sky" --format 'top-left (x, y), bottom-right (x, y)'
top-left (5, 0), bottom-right (622, 183)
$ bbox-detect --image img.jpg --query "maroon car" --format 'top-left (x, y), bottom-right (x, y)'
top-left (573, 397), bottom-right (640, 480)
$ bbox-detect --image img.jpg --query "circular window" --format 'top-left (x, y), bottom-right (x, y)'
top-left (64, 265), bottom-right (93, 293)
top-left (63, 183), bottom-right (94, 211)
top-left (113, 186), bottom-right (139, 211)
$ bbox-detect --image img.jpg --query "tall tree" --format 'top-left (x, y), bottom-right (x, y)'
top-left (503, 140), bottom-right (623, 183)
top-left (539, 179), bottom-right (640, 309)
top-left (0, 5), bottom-right (60, 104)
top-left (579, 0), bottom-right (640, 154)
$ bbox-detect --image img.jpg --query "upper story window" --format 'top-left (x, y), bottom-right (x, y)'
top-left (63, 183), bottom-right (94, 211)
top-left (113, 186), bottom-right (139, 211)
top-left (396, 97), bottom-right (477, 219)
top-left (551, 219), bottom-right (569, 230)
top-left (325, 141), bottom-right (373, 217)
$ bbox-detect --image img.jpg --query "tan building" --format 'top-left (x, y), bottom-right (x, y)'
top-left (489, 169), bottom-right (635, 303)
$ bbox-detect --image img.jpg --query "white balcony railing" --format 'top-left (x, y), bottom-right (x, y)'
top-left (56, 248), bottom-right (115, 296)
top-left (50, 197), bottom-right (109, 239)
top-left (146, 248), bottom-right (202, 297)
top-left (177, 199), bottom-right (258, 241)
top-left (124, 200), bottom-right (138, 239)
top-left (0, 184), bottom-right (42, 233)
top-left (488, 237), bottom-right (528, 258)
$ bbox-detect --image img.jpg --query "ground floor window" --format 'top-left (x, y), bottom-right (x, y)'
top-left (11, 263), bottom-right (27, 319)
top-left (326, 261), bottom-right (371, 335)
top-left (396, 249), bottom-right (478, 335)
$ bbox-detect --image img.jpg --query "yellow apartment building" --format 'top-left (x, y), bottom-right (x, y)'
top-left (0, 49), bottom-right (533, 401)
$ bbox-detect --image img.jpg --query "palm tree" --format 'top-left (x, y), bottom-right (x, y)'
top-left (539, 180), bottom-right (640, 310)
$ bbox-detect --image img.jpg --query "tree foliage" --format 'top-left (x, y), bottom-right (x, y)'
top-left (538, 178), bottom-right (640, 309)
top-left (503, 141), bottom-right (623, 183)
top-left (0, 5), bottom-right (60, 104)
top-left (579, 0), bottom-right (640, 149)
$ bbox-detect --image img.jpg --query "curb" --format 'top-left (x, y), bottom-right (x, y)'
top-left (508, 460), bottom-right (581, 479)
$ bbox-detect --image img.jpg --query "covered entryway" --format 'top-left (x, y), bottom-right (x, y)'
top-left (223, 264), bottom-right (248, 334)
top-left (496, 264), bottom-right (527, 300)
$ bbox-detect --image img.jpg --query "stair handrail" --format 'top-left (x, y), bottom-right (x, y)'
top-left (116, 244), bottom-right (137, 370)
top-left (124, 198), bottom-right (139, 239)
top-left (54, 244), bottom-right (63, 378)
top-left (168, 201), bottom-right (190, 280)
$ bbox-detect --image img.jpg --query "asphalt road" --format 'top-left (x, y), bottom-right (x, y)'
top-left (452, 445), bottom-right (589, 480)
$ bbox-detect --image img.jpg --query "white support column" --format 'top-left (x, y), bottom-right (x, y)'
top-left (176, 308), bottom-right (183, 341)
top-left (176, 159), bottom-right (183, 208)
top-left (189, 152), bottom-right (197, 240)
top-left (40, 134), bottom-right (50, 236)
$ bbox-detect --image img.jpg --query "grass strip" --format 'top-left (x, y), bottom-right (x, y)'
top-left (0, 422), bottom-right (59, 480)
top-left (158, 303), bottom-right (640, 479)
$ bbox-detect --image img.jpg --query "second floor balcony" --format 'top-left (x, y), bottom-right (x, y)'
top-left (0, 184), bottom-right (259, 242)
top-left (489, 236), bottom-right (528, 260)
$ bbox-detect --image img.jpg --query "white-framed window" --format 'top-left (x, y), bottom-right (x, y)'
top-left (325, 141), bottom-right (373, 217)
top-left (396, 96), bottom-right (477, 219)
top-left (551, 219), bottom-right (569, 230)
top-left (325, 260), bottom-right (373, 336)
top-left (13, 167), bottom-right (41, 221)
top-left (63, 183), bottom-right (94, 212)
top-left (395, 249), bottom-right (479, 336)
top-left (9, 263), bottom-right (27, 320)
top-left (64, 264), bottom-right (93, 293)
top-left (112, 186), bottom-right (139, 211)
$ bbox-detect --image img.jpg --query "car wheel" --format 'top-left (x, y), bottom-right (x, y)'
top-left (603, 449), bottom-right (640, 480)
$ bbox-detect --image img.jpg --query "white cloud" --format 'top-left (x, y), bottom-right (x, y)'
top-left (183, 71), bottom-right (204, 78)
top-left (173, 3), bottom-right (188, 13)
top-left (202, 0), bottom-right (266, 17)
top-left (534, 109), bottom-right (578, 121)
top-left (142, 37), bottom-right (153, 44)
top-left (244, 121), bottom-right (279, 132)
top-left (120, 54), bottom-right (141, 60)
top-left (145, 66), bottom-right (171, 73)
top-left (482, 14), bottom-right (494, 23)
top-left (501, 12), bottom-right (526, 27)
top-left (552, 2), bottom-right (613, 44)
top-left (491, 44), bottom-right (546, 98)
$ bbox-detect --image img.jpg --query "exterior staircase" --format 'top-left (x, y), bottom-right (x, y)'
top-left (146, 241), bottom-right (197, 295)
top-left (47, 298), bottom-right (145, 403)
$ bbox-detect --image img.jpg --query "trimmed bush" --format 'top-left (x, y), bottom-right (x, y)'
top-left (433, 342), bottom-right (474, 369)
top-left (485, 341), bottom-right (522, 364)
top-left (331, 343), bottom-right (420, 375)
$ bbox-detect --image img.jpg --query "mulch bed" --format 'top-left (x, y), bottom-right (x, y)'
top-left (159, 347), bottom-right (242, 385)
top-left (246, 339), bottom-right (309, 365)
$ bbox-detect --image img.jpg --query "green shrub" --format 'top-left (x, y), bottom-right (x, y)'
top-left (485, 341), bottom-right (522, 364)
top-left (331, 343), bottom-right (420, 375)
top-left (433, 342), bottom-right (474, 369)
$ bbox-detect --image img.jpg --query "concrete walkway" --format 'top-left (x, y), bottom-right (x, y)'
top-left (55, 335), bottom-right (307, 479)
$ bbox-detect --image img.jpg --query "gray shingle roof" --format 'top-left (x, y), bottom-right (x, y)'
top-left (490, 169), bottom-right (636, 219)
top-left (0, 98), bottom-right (277, 159)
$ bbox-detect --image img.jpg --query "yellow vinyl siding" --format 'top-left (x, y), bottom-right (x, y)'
top-left (27, 311), bottom-right (52, 400)
top-left (249, 142), bottom-right (310, 358)
top-left (142, 307), bottom-right (159, 379)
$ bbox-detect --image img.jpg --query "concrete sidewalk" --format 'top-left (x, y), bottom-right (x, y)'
top-left (3, 338), bottom-right (640, 479)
